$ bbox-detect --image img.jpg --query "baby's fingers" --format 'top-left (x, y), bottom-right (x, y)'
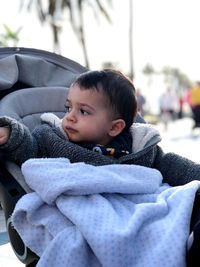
top-left (0, 127), bottom-right (9, 145)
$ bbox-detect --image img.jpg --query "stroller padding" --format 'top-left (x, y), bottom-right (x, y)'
top-left (0, 87), bottom-right (68, 131)
top-left (0, 54), bottom-right (82, 90)
top-left (0, 85), bottom-right (69, 192)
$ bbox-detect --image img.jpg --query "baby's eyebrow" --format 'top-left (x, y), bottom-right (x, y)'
top-left (65, 98), bottom-right (95, 112)
top-left (80, 103), bottom-right (95, 112)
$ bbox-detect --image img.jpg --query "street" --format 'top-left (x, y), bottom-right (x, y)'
top-left (156, 117), bottom-right (200, 163)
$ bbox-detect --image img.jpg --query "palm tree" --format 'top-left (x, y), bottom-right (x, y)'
top-left (162, 66), bottom-right (191, 91)
top-left (142, 63), bottom-right (155, 87)
top-left (0, 24), bottom-right (22, 47)
top-left (20, 0), bottom-right (111, 68)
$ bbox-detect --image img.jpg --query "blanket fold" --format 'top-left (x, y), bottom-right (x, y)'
top-left (12, 158), bottom-right (200, 267)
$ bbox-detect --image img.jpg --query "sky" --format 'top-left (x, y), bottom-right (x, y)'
top-left (0, 0), bottom-right (200, 98)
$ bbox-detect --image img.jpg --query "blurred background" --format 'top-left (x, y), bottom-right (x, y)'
top-left (0, 0), bottom-right (200, 161)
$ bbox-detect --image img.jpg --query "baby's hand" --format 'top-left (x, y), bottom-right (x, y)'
top-left (0, 127), bottom-right (10, 145)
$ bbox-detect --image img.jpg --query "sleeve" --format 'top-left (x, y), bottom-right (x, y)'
top-left (0, 116), bottom-right (38, 165)
top-left (154, 145), bottom-right (200, 186)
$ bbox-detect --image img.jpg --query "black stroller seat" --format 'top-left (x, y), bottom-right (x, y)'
top-left (0, 47), bottom-right (87, 266)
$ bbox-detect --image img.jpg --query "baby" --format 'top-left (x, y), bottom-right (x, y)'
top-left (0, 69), bottom-right (137, 160)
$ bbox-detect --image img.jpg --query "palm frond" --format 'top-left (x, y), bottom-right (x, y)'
top-left (37, 0), bottom-right (46, 22)
top-left (95, 0), bottom-right (111, 23)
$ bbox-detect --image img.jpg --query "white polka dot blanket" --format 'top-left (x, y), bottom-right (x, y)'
top-left (12, 158), bottom-right (200, 267)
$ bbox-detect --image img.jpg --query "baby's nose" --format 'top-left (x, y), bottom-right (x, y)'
top-left (65, 110), bottom-right (77, 122)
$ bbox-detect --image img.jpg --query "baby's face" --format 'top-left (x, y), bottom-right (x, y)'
top-left (62, 84), bottom-right (114, 145)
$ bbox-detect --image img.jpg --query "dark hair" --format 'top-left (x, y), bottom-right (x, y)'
top-left (73, 69), bottom-right (138, 131)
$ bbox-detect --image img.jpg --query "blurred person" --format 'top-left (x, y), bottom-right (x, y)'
top-left (185, 87), bottom-right (194, 110)
top-left (190, 81), bottom-right (200, 128)
top-left (159, 87), bottom-right (178, 131)
top-left (178, 94), bottom-right (184, 119)
top-left (136, 88), bottom-right (146, 116)
top-left (191, 81), bottom-right (200, 106)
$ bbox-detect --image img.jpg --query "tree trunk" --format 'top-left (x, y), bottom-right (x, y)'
top-left (51, 23), bottom-right (61, 54)
top-left (77, 1), bottom-right (89, 69)
top-left (129, 0), bottom-right (134, 80)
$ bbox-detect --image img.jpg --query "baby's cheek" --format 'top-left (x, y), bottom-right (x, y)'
top-left (81, 126), bottom-right (96, 139)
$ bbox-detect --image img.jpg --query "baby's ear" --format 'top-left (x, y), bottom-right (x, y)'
top-left (109, 119), bottom-right (126, 137)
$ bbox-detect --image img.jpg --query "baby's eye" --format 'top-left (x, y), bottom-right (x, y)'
top-left (80, 109), bottom-right (89, 115)
top-left (64, 105), bottom-right (71, 112)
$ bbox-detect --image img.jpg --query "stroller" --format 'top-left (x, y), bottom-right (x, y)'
top-left (0, 47), bottom-right (88, 266)
top-left (0, 47), bottom-right (145, 266)
top-left (0, 47), bottom-right (198, 267)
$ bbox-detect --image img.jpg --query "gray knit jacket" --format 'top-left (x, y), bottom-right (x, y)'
top-left (0, 116), bottom-right (200, 187)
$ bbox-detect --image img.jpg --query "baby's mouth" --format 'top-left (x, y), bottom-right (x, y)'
top-left (65, 127), bottom-right (77, 134)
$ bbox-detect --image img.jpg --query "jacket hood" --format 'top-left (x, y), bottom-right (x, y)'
top-left (130, 123), bottom-right (161, 154)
